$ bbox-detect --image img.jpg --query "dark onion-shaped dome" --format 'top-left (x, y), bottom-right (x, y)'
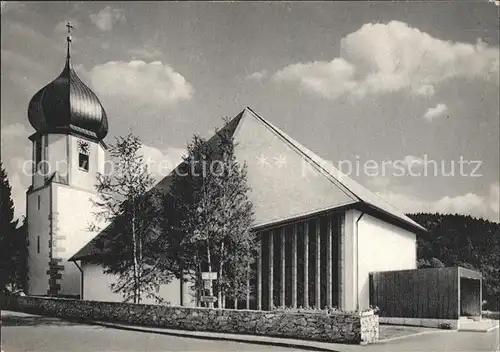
top-left (28, 56), bottom-right (108, 140)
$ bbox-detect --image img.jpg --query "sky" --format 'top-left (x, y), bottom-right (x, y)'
top-left (1, 1), bottom-right (499, 222)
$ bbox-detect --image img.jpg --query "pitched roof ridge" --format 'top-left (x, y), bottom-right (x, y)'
top-left (244, 106), bottom-right (360, 202)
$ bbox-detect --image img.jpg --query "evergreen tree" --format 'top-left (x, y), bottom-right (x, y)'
top-left (0, 162), bottom-right (23, 291)
top-left (89, 134), bottom-right (174, 303)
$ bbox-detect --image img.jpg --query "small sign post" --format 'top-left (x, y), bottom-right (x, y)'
top-left (201, 272), bottom-right (218, 308)
top-left (200, 296), bottom-right (217, 304)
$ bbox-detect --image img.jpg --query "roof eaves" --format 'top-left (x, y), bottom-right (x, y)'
top-left (357, 201), bottom-right (428, 233)
top-left (251, 199), bottom-right (359, 232)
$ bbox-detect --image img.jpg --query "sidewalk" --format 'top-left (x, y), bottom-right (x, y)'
top-left (91, 320), bottom-right (347, 352)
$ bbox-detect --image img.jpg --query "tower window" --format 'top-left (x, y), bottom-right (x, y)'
top-left (37, 236), bottom-right (40, 254)
top-left (77, 140), bottom-right (90, 172)
top-left (79, 153), bottom-right (89, 171)
top-left (37, 195), bottom-right (41, 210)
top-left (35, 137), bottom-right (42, 169)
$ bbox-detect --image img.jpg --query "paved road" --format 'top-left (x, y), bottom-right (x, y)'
top-left (1, 310), bottom-right (499, 352)
top-left (0, 311), bottom-right (301, 352)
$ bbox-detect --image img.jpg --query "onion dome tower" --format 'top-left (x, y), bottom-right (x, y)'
top-left (26, 22), bottom-right (109, 298)
top-left (28, 22), bottom-right (108, 141)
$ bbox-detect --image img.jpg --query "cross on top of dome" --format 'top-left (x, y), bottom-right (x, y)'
top-left (27, 22), bottom-right (109, 141)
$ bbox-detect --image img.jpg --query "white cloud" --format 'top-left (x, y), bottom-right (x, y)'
top-left (139, 144), bottom-right (185, 180)
top-left (272, 21), bottom-right (499, 99)
top-left (413, 84), bottom-right (435, 97)
top-left (6, 171), bottom-right (27, 221)
top-left (246, 70), bottom-right (269, 81)
top-left (490, 183), bottom-right (500, 214)
top-left (88, 60), bottom-right (194, 106)
top-left (423, 103), bottom-right (448, 121)
top-left (376, 182), bottom-right (500, 222)
top-left (273, 58), bottom-right (356, 99)
top-left (90, 6), bottom-right (126, 31)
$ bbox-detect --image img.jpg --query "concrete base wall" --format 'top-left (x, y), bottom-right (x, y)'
top-left (379, 316), bottom-right (459, 329)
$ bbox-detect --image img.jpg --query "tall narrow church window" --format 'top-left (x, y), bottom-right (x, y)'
top-left (77, 140), bottom-right (90, 172)
top-left (35, 137), bottom-right (42, 170)
top-left (37, 236), bottom-right (40, 254)
top-left (37, 195), bottom-right (40, 210)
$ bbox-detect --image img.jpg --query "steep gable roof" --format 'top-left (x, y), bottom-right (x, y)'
top-left (235, 107), bottom-right (425, 231)
top-left (71, 107), bottom-right (425, 261)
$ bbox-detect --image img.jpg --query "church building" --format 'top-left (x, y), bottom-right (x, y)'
top-left (26, 26), bottom-right (426, 311)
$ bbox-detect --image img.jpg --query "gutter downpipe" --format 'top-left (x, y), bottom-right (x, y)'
top-left (355, 211), bottom-right (365, 311)
top-left (73, 260), bottom-right (84, 300)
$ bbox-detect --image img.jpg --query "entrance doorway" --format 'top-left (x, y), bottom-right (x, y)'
top-left (460, 277), bottom-right (481, 317)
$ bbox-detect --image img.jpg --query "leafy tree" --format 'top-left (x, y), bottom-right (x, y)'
top-left (163, 122), bottom-right (255, 308)
top-left (162, 134), bottom-right (214, 306)
top-left (0, 162), bottom-right (26, 292)
top-left (89, 134), bottom-right (173, 303)
top-left (212, 127), bottom-right (256, 307)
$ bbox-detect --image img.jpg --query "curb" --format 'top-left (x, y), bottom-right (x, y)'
top-left (487, 324), bottom-right (500, 332)
top-left (459, 324), bottom-right (500, 333)
top-left (91, 321), bottom-right (345, 352)
top-left (376, 329), bottom-right (455, 344)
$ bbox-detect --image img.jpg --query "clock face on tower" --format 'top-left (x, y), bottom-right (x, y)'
top-left (77, 140), bottom-right (90, 155)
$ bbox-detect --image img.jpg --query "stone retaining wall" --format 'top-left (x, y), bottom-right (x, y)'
top-left (1, 296), bottom-right (378, 344)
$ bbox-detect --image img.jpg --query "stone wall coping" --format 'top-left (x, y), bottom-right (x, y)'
top-left (18, 296), bottom-right (374, 316)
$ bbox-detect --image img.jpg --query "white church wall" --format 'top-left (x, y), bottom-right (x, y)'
top-left (342, 210), bottom-right (357, 311)
top-left (357, 213), bottom-right (417, 310)
top-left (97, 143), bottom-right (105, 175)
top-left (26, 186), bottom-right (51, 295)
top-left (32, 134), bottom-right (68, 189)
top-left (52, 183), bottom-right (102, 260)
top-left (81, 262), bottom-right (189, 306)
top-left (47, 134), bottom-right (68, 179)
top-left (52, 183), bottom-right (104, 296)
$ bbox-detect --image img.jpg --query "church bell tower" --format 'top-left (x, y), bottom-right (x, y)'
top-left (26, 23), bottom-right (109, 297)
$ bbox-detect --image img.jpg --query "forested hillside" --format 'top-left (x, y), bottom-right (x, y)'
top-left (408, 213), bottom-right (500, 311)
